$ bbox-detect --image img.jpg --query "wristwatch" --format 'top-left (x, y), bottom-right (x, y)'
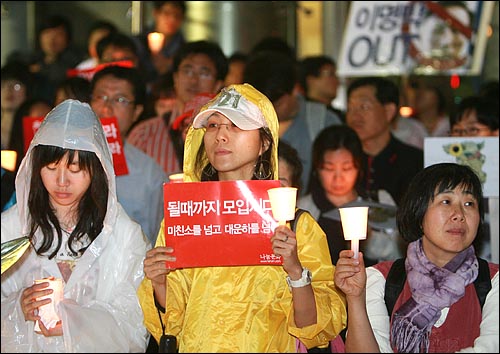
top-left (286, 267), bottom-right (312, 289)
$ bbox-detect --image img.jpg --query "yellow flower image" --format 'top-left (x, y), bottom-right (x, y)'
top-left (448, 143), bottom-right (463, 157)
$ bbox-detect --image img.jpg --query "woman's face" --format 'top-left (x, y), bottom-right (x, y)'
top-left (318, 148), bottom-right (359, 199)
top-left (421, 185), bottom-right (480, 267)
top-left (40, 151), bottom-right (91, 213)
top-left (203, 112), bottom-right (263, 181)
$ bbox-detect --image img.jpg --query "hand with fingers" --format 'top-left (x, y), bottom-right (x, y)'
top-left (270, 225), bottom-right (303, 278)
top-left (21, 281), bottom-right (63, 337)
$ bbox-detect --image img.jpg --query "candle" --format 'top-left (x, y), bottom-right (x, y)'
top-left (339, 206), bottom-right (369, 259)
top-left (33, 277), bottom-right (63, 331)
top-left (168, 173), bottom-right (184, 183)
top-left (148, 32), bottom-right (165, 54)
top-left (267, 187), bottom-right (297, 227)
top-left (1, 150), bottom-right (17, 172)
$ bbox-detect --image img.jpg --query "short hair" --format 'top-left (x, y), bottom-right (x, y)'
top-left (278, 140), bottom-right (303, 190)
top-left (347, 76), bottom-right (400, 107)
top-left (86, 20), bottom-right (118, 42)
top-left (1, 60), bottom-right (33, 97)
top-left (91, 65), bottom-right (146, 106)
top-left (244, 50), bottom-right (297, 102)
top-left (37, 15), bottom-right (73, 43)
top-left (250, 36), bottom-right (296, 59)
top-left (396, 163), bottom-right (484, 243)
top-left (172, 40), bottom-right (228, 81)
top-left (451, 95), bottom-right (499, 131)
top-left (57, 77), bottom-right (92, 103)
top-left (153, 1), bottom-right (187, 14)
top-left (96, 32), bottom-right (139, 61)
top-left (299, 55), bottom-right (336, 93)
top-left (228, 52), bottom-right (248, 64)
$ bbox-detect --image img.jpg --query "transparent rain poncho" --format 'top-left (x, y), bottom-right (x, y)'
top-left (1, 99), bottom-right (150, 352)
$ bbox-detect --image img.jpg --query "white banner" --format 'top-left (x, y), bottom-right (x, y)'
top-left (337, 1), bottom-right (495, 77)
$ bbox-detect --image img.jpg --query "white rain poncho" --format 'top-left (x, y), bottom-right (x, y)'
top-left (1, 99), bottom-right (150, 352)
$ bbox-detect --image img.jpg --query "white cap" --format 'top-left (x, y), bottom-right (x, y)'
top-left (192, 87), bottom-right (267, 130)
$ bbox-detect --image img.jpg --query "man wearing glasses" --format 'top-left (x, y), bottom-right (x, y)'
top-left (127, 40), bottom-right (228, 175)
top-left (90, 65), bottom-right (167, 246)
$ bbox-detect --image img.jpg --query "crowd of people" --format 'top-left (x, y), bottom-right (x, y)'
top-left (1, 1), bottom-right (499, 352)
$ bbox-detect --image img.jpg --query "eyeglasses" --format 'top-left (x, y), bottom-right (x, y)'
top-left (205, 122), bottom-right (242, 133)
top-left (319, 69), bottom-right (336, 78)
top-left (91, 95), bottom-right (135, 108)
top-left (1, 80), bottom-right (24, 92)
top-left (450, 126), bottom-right (491, 136)
top-left (347, 101), bottom-right (377, 113)
top-left (178, 67), bottom-right (214, 81)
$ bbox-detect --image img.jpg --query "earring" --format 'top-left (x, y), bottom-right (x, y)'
top-left (254, 158), bottom-right (271, 180)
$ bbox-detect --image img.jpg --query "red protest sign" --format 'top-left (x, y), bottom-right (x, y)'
top-left (100, 117), bottom-right (128, 176)
top-left (22, 116), bottom-right (128, 176)
top-left (22, 116), bottom-right (44, 153)
top-left (163, 179), bottom-right (282, 268)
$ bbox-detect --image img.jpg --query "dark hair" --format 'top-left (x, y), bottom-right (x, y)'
top-left (195, 128), bottom-right (274, 182)
top-left (250, 36), bottom-right (296, 59)
top-left (37, 15), bottom-right (73, 46)
top-left (56, 77), bottom-right (92, 103)
top-left (397, 163), bottom-right (484, 243)
top-left (9, 98), bottom-right (53, 172)
top-left (96, 32), bottom-right (139, 62)
top-left (299, 55), bottom-right (336, 93)
top-left (1, 60), bottom-right (34, 98)
top-left (347, 76), bottom-right (400, 108)
top-left (244, 50), bottom-right (297, 102)
top-left (172, 40), bottom-right (228, 81)
top-left (479, 80), bottom-right (499, 101)
top-left (310, 125), bottom-right (364, 193)
top-left (451, 95), bottom-right (499, 131)
top-left (153, 1), bottom-right (187, 14)
top-left (278, 140), bottom-right (303, 190)
top-left (91, 65), bottom-right (146, 106)
top-left (228, 52), bottom-right (248, 64)
top-left (28, 146), bottom-right (108, 259)
top-left (86, 20), bottom-right (117, 44)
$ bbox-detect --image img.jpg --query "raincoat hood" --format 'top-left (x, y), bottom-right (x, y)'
top-left (15, 99), bottom-right (117, 236)
top-left (183, 83), bottom-right (279, 182)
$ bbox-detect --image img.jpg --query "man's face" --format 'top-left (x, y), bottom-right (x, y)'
top-left (173, 53), bottom-right (222, 105)
top-left (90, 74), bottom-right (142, 136)
top-left (346, 85), bottom-right (392, 145)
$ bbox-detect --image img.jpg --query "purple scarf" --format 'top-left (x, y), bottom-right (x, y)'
top-left (390, 239), bottom-right (478, 353)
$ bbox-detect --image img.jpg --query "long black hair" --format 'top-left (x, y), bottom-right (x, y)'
top-left (28, 145), bottom-right (108, 259)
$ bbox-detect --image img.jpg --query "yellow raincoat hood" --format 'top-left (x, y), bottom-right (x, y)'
top-left (182, 83), bottom-right (279, 182)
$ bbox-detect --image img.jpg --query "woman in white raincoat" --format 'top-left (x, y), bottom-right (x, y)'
top-left (1, 99), bottom-right (150, 352)
top-left (138, 84), bottom-right (347, 352)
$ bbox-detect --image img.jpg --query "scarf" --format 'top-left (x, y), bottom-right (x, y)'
top-left (390, 239), bottom-right (478, 353)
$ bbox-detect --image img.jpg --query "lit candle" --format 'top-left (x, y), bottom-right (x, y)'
top-left (148, 32), bottom-right (165, 54)
top-left (268, 187), bottom-right (297, 227)
top-left (33, 277), bottom-right (64, 331)
top-left (1, 150), bottom-right (17, 172)
top-left (339, 206), bottom-right (369, 259)
top-left (168, 173), bottom-right (184, 183)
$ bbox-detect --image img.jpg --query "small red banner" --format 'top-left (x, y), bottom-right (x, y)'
top-left (163, 179), bottom-right (282, 268)
top-left (22, 116), bottom-right (128, 176)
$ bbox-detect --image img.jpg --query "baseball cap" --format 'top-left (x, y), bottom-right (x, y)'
top-left (192, 87), bottom-right (267, 130)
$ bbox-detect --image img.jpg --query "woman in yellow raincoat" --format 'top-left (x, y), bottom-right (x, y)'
top-left (138, 83), bottom-right (346, 352)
